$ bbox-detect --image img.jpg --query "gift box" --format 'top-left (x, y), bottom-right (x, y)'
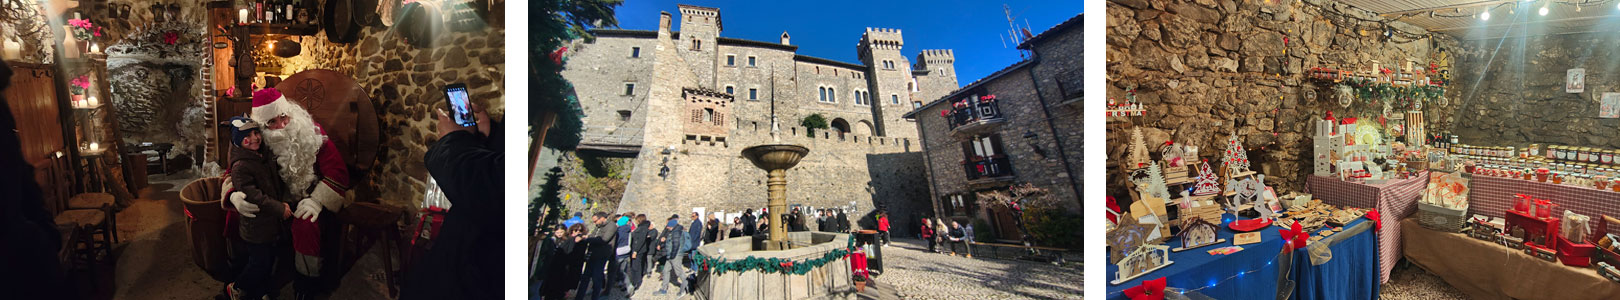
top-left (1591, 216), bottom-right (1620, 268)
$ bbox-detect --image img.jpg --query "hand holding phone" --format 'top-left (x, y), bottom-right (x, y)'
top-left (445, 83), bottom-right (475, 127)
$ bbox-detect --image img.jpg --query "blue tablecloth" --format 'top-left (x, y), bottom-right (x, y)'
top-left (1107, 215), bottom-right (1379, 300)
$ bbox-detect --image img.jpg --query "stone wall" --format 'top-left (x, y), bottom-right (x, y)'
top-left (1449, 33), bottom-right (1620, 148)
top-left (1105, 0), bottom-right (1461, 199)
top-left (265, 1), bottom-right (506, 209)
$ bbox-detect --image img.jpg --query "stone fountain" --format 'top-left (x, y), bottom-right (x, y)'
top-left (692, 117), bottom-right (854, 299)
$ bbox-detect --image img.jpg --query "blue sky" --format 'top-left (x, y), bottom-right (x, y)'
top-left (607, 0), bottom-right (1084, 87)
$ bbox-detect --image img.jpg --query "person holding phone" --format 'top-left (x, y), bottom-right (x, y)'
top-left (400, 87), bottom-right (503, 299)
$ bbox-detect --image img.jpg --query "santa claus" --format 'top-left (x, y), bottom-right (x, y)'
top-left (227, 87), bottom-right (350, 297)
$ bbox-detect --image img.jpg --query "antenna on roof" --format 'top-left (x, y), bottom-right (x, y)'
top-left (1004, 4), bottom-right (1031, 60)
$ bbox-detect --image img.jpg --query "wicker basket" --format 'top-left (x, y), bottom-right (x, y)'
top-left (1417, 202), bottom-right (1469, 232)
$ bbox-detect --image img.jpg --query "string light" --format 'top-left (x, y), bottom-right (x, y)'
top-left (1482, 11), bottom-right (1492, 20)
top-left (1539, 4), bottom-right (1549, 16)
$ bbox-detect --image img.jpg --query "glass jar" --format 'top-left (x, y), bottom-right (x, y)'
top-left (1528, 144), bottom-right (1541, 157)
top-left (1591, 148), bottom-right (1603, 163)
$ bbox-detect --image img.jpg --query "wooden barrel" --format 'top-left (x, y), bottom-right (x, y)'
top-left (179, 177), bottom-right (231, 282)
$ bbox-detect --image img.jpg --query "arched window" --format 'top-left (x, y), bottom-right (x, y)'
top-left (819, 87), bottom-right (827, 102)
top-left (829, 88), bottom-right (836, 103)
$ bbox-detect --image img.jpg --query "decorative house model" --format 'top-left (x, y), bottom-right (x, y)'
top-left (1113, 244), bottom-right (1174, 285)
top-left (1313, 117), bottom-right (1344, 176)
top-left (1179, 191), bottom-right (1224, 227)
top-left (1172, 217), bottom-right (1226, 252)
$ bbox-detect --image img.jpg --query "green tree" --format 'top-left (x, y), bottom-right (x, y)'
top-left (530, 0), bottom-right (621, 282)
top-left (801, 114), bottom-right (829, 137)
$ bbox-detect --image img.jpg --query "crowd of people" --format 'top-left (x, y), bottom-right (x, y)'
top-left (532, 206), bottom-right (860, 300)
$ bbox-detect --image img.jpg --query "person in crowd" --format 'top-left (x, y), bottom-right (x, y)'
top-left (741, 209), bottom-right (757, 236)
top-left (964, 221), bottom-right (976, 249)
top-left (704, 215), bottom-right (720, 243)
top-left (687, 212), bottom-right (704, 251)
top-left (563, 212), bottom-right (584, 229)
top-left (655, 215), bottom-right (686, 296)
top-left (933, 218), bottom-right (950, 255)
top-left (920, 218), bottom-right (937, 253)
top-left (610, 214), bottom-right (634, 293)
top-left (0, 62), bottom-right (65, 299)
top-left (728, 217), bottom-right (745, 238)
top-left (628, 214), bottom-right (655, 291)
top-left (838, 209), bottom-right (850, 233)
top-left (401, 102), bottom-right (503, 299)
top-left (222, 117), bottom-right (294, 300)
top-left (817, 210), bottom-right (832, 232)
top-left (540, 224), bottom-right (588, 299)
top-left (877, 210), bottom-right (891, 246)
top-left (791, 207), bottom-right (808, 232)
top-left (948, 221), bottom-right (972, 258)
top-left (574, 212), bottom-right (617, 300)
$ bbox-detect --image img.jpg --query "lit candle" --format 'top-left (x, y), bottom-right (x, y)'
top-left (1, 39), bottom-right (19, 60)
top-left (239, 9), bottom-right (249, 25)
top-left (90, 42), bottom-right (99, 53)
top-left (88, 96), bottom-right (99, 107)
top-left (89, 142), bottom-right (99, 152)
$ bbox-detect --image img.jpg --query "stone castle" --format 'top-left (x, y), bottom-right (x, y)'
top-left (560, 4), bottom-right (961, 231)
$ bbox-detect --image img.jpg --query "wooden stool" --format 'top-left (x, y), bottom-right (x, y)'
top-left (66, 193), bottom-right (118, 243)
top-left (55, 210), bottom-right (112, 261)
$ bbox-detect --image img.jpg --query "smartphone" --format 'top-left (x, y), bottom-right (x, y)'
top-left (445, 83), bottom-right (476, 127)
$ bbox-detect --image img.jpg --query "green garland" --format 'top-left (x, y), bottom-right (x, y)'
top-left (1343, 78), bottom-right (1446, 110)
top-left (692, 235), bottom-right (858, 276)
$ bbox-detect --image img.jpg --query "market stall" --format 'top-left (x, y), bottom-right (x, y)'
top-left (1403, 219), bottom-right (1620, 300)
top-left (1107, 216), bottom-right (1380, 300)
top-left (1305, 172), bottom-right (1427, 283)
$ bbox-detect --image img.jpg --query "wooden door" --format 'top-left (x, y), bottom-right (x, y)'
top-left (5, 63), bottom-right (71, 212)
top-left (990, 205), bottom-right (1022, 241)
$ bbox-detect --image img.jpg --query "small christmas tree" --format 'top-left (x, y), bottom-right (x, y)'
top-left (1127, 127), bottom-right (1151, 169)
top-left (1223, 135), bottom-right (1251, 176)
top-left (1191, 161), bottom-right (1221, 196)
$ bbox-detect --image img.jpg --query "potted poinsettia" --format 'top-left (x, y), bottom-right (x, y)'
top-left (852, 273), bottom-right (868, 292)
top-left (69, 75), bottom-right (90, 106)
top-left (66, 18), bottom-right (101, 53)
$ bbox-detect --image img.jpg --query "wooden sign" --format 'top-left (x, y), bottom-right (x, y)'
top-left (1234, 232), bottom-right (1261, 245)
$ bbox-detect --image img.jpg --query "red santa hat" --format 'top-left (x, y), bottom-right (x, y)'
top-left (250, 87), bottom-right (293, 125)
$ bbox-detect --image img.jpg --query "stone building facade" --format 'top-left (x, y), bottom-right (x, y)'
top-left (907, 14), bottom-right (1083, 242)
top-left (561, 4), bottom-right (958, 234)
top-left (1105, 0), bottom-right (1461, 200)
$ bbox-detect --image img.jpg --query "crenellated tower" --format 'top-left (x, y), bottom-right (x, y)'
top-left (677, 4), bottom-right (722, 89)
top-left (857, 27), bottom-right (918, 140)
top-left (912, 49), bottom-right (959, 107)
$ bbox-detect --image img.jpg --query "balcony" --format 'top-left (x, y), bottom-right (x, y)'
top-left (962, 156), bottom-right (1015, 186)
top-left (947, 99), bottom-right (1006, 139)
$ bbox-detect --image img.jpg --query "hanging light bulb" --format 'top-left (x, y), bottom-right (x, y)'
top-left (1482, 10), bottom-right (1492, 20)
top-left (1539, 5), bottom-right (1548, 16)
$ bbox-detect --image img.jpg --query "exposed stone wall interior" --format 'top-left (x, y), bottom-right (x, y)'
top-left (256, 0), bottom-right (506, 209)
top-left (1106, 0), bottom-right (1461, 200)
top-left (1450, 33), bottom-right (1620, 148)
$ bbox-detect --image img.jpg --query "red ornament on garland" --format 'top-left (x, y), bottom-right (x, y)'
top-left (1278, 220), bottom-right (1308, 252)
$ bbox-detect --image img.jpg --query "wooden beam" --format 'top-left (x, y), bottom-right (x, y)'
top-left (1426, 14), bottom-right (1614, 31)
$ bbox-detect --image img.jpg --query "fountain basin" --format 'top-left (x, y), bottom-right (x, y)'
top-left (693, 232), bottom-right (855, 300)
top-left (741, 144), bottom-right (810, 171)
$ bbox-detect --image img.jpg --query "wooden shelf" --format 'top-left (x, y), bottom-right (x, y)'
top-left (245, 23), bottom-right (319, 36)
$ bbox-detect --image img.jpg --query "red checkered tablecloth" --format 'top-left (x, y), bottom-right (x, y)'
top-left (1305, 172), bottom-right (1428, 284)
top-left (1467, 175), bottom-right (1620, 232)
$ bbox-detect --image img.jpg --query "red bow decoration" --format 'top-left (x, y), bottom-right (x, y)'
top-left (780, 262), bottom-right (793, 269)
top-left (1106, 196), bottom-right (1121, 225)
top-left (1278, 221), bottom-right (1308, 252)
top-left (1364, 209), bottom-right (1382, 230)
top-left (1123, 277), bottom-right (1167, 300)
top-left (549, 46), bottom-right (569, 65)
top-left (163, 32), bottom-right (179, 45)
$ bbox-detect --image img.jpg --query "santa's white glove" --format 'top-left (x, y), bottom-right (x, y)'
top-left (230, 192), bottom-right (259, 218)
top-left (294, 198), bottom-right (322, 222)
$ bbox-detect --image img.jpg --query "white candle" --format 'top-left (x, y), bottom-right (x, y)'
top-left (90, 42), bottom-right (99, 53)
top-left (88, 96), bottom-right (98, 107)
top-left (89, 142), bottom-right (99, 152)
top-left (239, 9), bottom-right (249, 25)
top-left (1, 39), bottom-right (19, 60)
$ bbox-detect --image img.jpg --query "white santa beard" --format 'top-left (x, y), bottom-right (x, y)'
top-left (262, 107), bottom-right (326, 200)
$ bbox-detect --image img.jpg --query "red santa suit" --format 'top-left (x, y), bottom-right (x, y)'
top-left (249, 87), bottom-right (350, 279)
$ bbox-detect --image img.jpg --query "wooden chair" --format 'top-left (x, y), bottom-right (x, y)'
top-left (66, 193), bottom-right (118, 243)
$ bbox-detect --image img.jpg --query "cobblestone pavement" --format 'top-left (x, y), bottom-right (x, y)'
top-left (543, 238), bottom-right (1082, 299)
top-left (1379, 262), bottom-right (1469, 300)
top-left (872, 238), bottom-right (1082, 299)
